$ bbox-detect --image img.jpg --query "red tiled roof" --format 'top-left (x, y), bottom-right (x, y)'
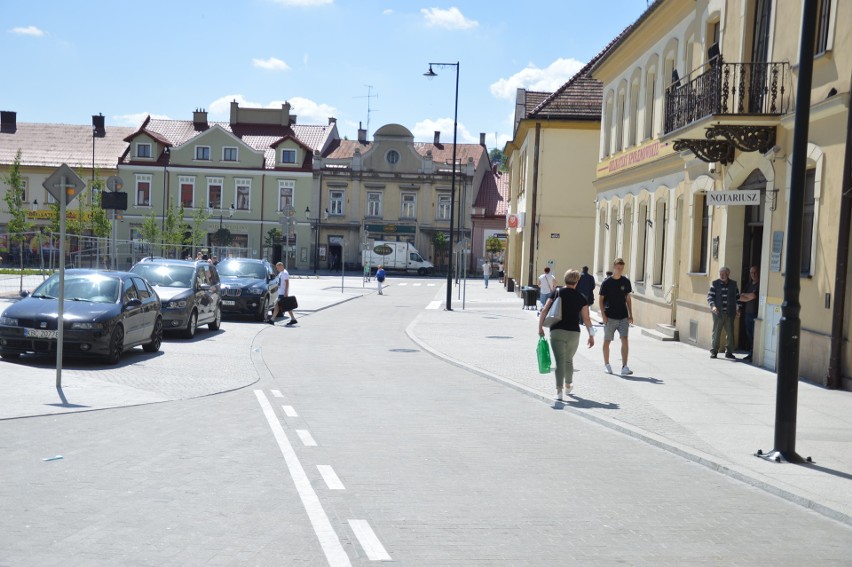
top-left (0, 122), bottom-right (135, 170)
top-left (523, 91), bottom-right (551, 116)
top-left (473, 166), bottom-right (509, 218)
top-left (530, 76), bottom-right (602, 120)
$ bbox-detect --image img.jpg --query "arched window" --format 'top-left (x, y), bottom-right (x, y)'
top-left (628, 77), bottom-right (640, 147)
top-left (636, 201), bottom-right (648, 283)
top-left (644, 67), bottom-right (657, 140)
top-left (653, 196), bottom-right (667, 285)
top-left (602, 92), bottom-right (614, 157)
top-left (615, 84), bottom-right (627, 153)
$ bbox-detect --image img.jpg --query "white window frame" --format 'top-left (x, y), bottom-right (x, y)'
top-left (278, 179), bottom-right (295, 211)
top-left (207, 177), bottom-right (224, 210)
top-left (178, 176), bottom-right (195, 209)
top-left (366, 191), bottom-right (382, 218)
top-left (401, 193), bottom-right (416, 219)
top-left (195, 146), bottom-right (211, 161)
top-left (329, 190), bottom-right (345, 216)
top-left (136, 143), bottom-right (151, 159)
top-left (135, 174), bottom-right (152, 207)
top-left (235, 178), bottom-right (251, 211)
top-left (19, 178), bottom-right (29, 205)
top-left (222, 147), bottom-right (238, 162)
top-left (281, 149), bottom-right (297, 164)
top-left (437, 194), bottom-right (451, 220)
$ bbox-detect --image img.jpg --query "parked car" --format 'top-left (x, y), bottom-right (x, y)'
top-left (216, 258), bottom-right (279, 321)
top-left (0, 269), bottom-right (163, 364)
top-left (130, 259), bottom-right (221, 338)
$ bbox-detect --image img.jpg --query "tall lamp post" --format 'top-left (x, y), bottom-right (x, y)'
top-left (305, 206), bottom-right (326, 275)
top-left (161, 147), bottom-right (170, 252)
top-left (424, 61), bottom-right (460, 311)
top-left (210, 204), bottom-right (235, 258)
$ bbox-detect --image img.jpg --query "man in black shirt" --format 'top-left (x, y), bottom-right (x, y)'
top-left (707, 266), bottom-right (739, 358)
top-left (598, 258), bottom-right (634, 375)
top-left (739, 266), bottom-right (759, 361)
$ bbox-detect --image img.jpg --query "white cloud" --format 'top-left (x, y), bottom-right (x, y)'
top-left (382, 9), bottom-right (393, 15)
top-left (489, 58), bottom-right (586, 100)
top-left (112, 113), bottom-right (169, 127)
top-left (421, 7), bottom-right (478, 30)
top-left (252, 57), bottom-right (290, 71)
top-left (271, 0), bottom-right (332, 5)
top-left (10, 25), bottom-right (45, 37)
top-left (412, 118), bottom-right (478, 144)
top-left (207, 94), bottom-right (337, 125)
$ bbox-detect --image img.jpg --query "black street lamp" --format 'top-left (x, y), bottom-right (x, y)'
top-left (161, 146), bottom-right (170, 239)
top-left (425, 61), bottom-right (460, 311)
top-left (305, 206), bottom-right (327, 275)
top-left (210, 204), bottom-right (235, 258)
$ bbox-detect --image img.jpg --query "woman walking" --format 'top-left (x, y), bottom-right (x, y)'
top-left (538, 269), bottom-right (595, 401)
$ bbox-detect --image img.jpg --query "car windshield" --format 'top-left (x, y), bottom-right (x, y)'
top-left (132, 264), bottom-right (196, 288)
top-left (32, 273), bottom-right (120, 303)
top-left (217, 262), bottom-right (266, 279)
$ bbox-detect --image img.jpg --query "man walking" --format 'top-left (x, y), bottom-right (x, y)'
top-left (576, 266), bottom-right (595, 306)
top-left (538, 266), bottom-right (556, 312)
top-left (268, 261), bottom-right (298, 326)
top-left (482, 261), bottom-right (492, 288)
top-left (739, 266), bottom-right (760, 362)
top-left (707, 266), bottom-right (739, 358)
top-left (599, 258), bottom-right (633, 375)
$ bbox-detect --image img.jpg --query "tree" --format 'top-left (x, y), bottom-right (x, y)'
top-left (485, 234), bottom-right (504, 263)
top-left (2, 150), bottom-right (33, 281)
top-left (432, 231), bottom-right (449, 271)
top-left (489, 148), bottom-right (506, 171)
top-left (139, 211), bottom-right (160, 257)
top-left (187, 203), bottom-right (211, 253)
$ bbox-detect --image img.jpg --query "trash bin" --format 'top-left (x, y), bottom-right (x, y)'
top-left (521, 286), bottom-right (539, 310)
top-left (506, 278), bottom-right (515, 292)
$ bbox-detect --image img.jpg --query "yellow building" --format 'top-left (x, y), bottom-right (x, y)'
top-left (504, 62), bottom-right (603, 291)
top-left (590, 0), bottom-right (849, 388)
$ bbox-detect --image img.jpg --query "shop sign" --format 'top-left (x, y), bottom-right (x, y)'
top-left (706, 190), bottom-right (760, 206)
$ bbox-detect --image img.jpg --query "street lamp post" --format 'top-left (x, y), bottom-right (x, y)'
top-left (305, 206), bottom-right (326, 275)
top-left (424, 61), bottom-right (460, 311)
top-left (210, 204), bottom-right (235, 259)
top-left (161, 147), bottom-right (170, 253)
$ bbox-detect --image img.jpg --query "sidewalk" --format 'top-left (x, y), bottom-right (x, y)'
top-left (406, 278), bottom-right (852, 527)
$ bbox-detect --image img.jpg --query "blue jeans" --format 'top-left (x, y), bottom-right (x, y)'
top-left (484, 275), bottom-right (490, 288)
top-left (539, 291), bottom-right (551, 309)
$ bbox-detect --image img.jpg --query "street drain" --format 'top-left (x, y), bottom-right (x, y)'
top-left (389, 348), bottom-right (419, 353)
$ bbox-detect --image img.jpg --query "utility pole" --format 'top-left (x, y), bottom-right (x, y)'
top-left (354, 85), bottom-right (379, 137)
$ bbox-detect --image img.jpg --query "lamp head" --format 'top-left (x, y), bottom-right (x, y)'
top-left (424, 65), bottom-right (437, 79)
top-left (305, 206), bottom-right (311, 216)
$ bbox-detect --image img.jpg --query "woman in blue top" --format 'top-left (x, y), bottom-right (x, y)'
top-left (376, 265), bottom-right (386, 295)
top-left (538, 269), bottom-right (595, 400)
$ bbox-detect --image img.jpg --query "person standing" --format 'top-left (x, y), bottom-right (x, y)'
top-left (707, 266), bottom-right (739, 359)
top-left (376, 265), bottom-right (386, 295)
top-left (598, 258), bottom-right (633, 375)
top-left (268, 261), bottom-right (298, 326)
top-left (576, 266), bottom-right (596, 306)
top-left (482, 261), bottom-right (492, 288)
top-left (739, 266), bottom-right (760, 362)
top-left (538, 269), bottom-right (595, 401)
top-left (538, 266), bottom-right (556, 312)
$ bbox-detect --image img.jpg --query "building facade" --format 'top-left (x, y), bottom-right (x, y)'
top-left (590, 0), bottom-right (850, 388)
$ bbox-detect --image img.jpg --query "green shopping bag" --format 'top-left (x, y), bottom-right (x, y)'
top-left (537, 336), bottom-right (552, 374)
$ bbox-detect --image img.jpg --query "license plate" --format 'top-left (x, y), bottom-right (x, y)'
top-left (24, 328), bottom-right (58, 339)
top-left (222, 300), bottom-right (236, 306)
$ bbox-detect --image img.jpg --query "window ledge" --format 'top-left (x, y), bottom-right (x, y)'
top-left (687, 271), bottom-right (708, 276)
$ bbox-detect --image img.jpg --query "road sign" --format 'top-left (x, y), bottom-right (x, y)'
top-left (42, 163), bottom-right (86, 205)
top-left (106, 175), bottom-right (124, 191)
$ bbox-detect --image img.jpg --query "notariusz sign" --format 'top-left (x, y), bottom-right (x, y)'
top-left (706, 190), bottom-right (760, 206)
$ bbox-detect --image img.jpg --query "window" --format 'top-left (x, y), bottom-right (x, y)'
top-left (401, 193), bottom-right (416, 219)
top-left (235, 178), bottom-right (251, 211)
top-left (603, 94), bottom-right (614, 157)
top-left (179, 176), bottom-right (195, 208)
top-left (278, 179), bottom-right (294, 211)
top-left (195, 146), bottom-right (210, 161)
top-left (329, 190), bottom-right (344, 216)
top-left (387, 150), bottom-right (400, 165)
top-left (223, 147), bottom-right (238, 162)
top-left (628, 79), bottom-right (640, 147)
top-left (653, 200), bottom-right (667, 285)
top-left (136, 143), bottom-right (151, 158)
top-left (815, 0), bottom-right (832, 54)
top-left (802, 169), bottom-right (816, 274)
top-left (19, 178), bottom-right (28, 204)
top-left (644, 71), bottom-right (656, 140)
top-left (615, 90), bottom-right (626, 152)
top-left (281, 149), bottom-right (297, 164)
top-left (135, 175), bottom-right (152, 207)
top-left (367, 192), bottom-right (382, 217)
top-left (437, 194), bottom-right (451, 220)
top-left (692, 194), bottom-right (710, 273)
top-left (636, 203), bottom-right (648, 282)
top-left (207, 178), bottom-right (223, 210)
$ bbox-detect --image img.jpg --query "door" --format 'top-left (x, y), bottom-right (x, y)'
top-left (131, 276), bottom-right (157, 344)
top-left (749, 0), bottom-right (772, 112)
top-left (121, 277), bottom-right (144, 345)
top-left (739, 169), bottom-right (765, 351)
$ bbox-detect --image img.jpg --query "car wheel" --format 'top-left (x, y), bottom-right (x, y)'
top-left (208, 306), bottom-right (221, 331)
top-left (106, 325), bottom-right (124, 365)
top-left (254, 296), bottom-right (269, 322)
top-left (182, 310), bottom-right (198, 339)
top-left (1, 352), bottom-right (20, 360)
top-left (418, 268), bottom-right (427, 276)
top-left (143, 316), bottom-right (163, 353)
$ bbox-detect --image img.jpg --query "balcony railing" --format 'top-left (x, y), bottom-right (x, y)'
top-left (664, 60), bottom-right (790, 134)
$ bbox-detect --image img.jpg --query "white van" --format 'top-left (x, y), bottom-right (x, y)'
top-left (362, 241), bottom-right (434, 275)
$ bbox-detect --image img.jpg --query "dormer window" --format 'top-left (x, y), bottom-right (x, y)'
top-left (281, 149), bottom-right (297, 164)
top-left (195, 146), bottom-right (211, 161)
top-left (136, 143), bottom-right (151, 158)
top-left (223, 147), bottom-right (238, 162)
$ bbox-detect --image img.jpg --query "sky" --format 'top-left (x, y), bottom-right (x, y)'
top-left (3, 0), bottom-right (649, 150)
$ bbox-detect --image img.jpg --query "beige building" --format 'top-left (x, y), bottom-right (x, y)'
top-left (503, 63), bottom-right (603, 291)
top-left (311, 124), bottom-right (491, 273)
top-left (590, 0), bottom-right (850, 389)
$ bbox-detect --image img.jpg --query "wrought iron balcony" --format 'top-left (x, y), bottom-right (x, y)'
top-left (664, 59), bottom-right (790, 134)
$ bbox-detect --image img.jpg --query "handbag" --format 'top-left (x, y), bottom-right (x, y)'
top-left (537, 336), bottom-right (552, 374)
top-left (280, 295), bottom-right (298, 311)
top-left (542, 295), bottom-right (562, 328)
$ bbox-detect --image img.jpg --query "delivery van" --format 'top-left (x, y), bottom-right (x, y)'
top-left (362, 241), bottom-right (434, 275)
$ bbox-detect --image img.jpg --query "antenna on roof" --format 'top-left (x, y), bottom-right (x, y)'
top-left (354, 85), bottom-right (379, 137)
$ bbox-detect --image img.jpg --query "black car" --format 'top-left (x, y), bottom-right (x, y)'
top-left (216, 259), bottom-right (279, 321)
top-left (0, 269), bottom-right (163, 364)
top-left (130, 259), bottom-right (221, 338)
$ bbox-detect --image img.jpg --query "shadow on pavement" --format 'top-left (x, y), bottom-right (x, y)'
top-left (553, 396), bottom-right (620, 410)
top-left (616, 374), bottom-right (664, 384)
top-left (802, 462), bottom-right (852, 482)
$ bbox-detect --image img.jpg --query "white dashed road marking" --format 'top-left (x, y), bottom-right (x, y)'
top-left (271, 390), bottom-right (284, 398)
top-left (317, 465), bottom-right (345, 490)
top-left (413, 283), bottom-right (422, 287)
top-left (297, 429), bottom-right (318, 447)
top-left (253, 390), bottom-right (351, 566)
top-left (426, 300), bottom-right (443, 310)
top-left (348, 519), bottom-right (391, 561)
top-left (397, 282), bottom-right (408, 286)
top-left (282, 405), bottom-right (298, 417)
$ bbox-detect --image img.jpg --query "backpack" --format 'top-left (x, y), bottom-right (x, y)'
top-left (376, 269), bottom-right (385, 282)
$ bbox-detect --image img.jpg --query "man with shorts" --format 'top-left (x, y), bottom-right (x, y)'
top-left (598, 258), bottom-right (633, 375)
top-left (268, 262), bottom-right (298, 326)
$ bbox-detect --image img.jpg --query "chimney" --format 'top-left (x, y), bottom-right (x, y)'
top-left (480, 132), bottom-right (486, 147)
top-left (92, 113), bottom-right (106, 137)
top-left (193, 108), bottom-right (208, 130)
top-left (328, 117), bottom-right (337, 125)
top-left (0, 110), bottom-right (17, 133)
top-left (230, 100), bottom-right (240, 125)
top-left (357, 121), bottom-right (367, 143)
top-left (434, 131), bottom-right (441, 145)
